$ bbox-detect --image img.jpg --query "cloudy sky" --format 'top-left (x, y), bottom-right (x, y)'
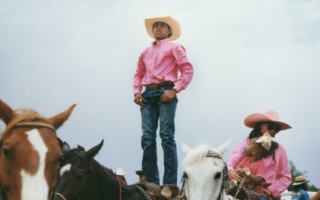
top-left (1, 0), bottom-right (320, 188)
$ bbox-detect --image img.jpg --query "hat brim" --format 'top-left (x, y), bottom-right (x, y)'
top-left (116, 172), bottom-right (126, 176)
top-left (244, 113), bottom-right (292, 130)
top-left (145, 16), bottom-right (181, 41)
top-left (292, 180), bottom-right (309, 186)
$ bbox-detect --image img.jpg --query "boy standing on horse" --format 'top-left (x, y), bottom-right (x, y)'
top-left (133, 16), bottom-right (194, 198)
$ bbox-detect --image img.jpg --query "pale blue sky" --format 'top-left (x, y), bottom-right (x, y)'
top-left (1, 0), bottom-right (319, 188)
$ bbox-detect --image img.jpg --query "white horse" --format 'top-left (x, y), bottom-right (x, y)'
top-left (181, 138), bottom-right (233, 200)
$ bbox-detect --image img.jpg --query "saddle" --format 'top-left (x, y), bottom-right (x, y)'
top-left (133, 171), bottom-right (184, 200)
top-left (226, 186), bottom-right (261, 200)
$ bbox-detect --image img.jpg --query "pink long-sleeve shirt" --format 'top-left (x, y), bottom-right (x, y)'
top-left (226, 139), bottom-right (292, 199)
top-left (133, 39), bottom-right (194, 94)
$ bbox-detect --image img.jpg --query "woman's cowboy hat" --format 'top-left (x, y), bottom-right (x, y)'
top-left (292, 176), bottom-right (309, 186)
top-left (145, 16), bottom-right (181, 41)
top-left (244, 109), bottom-right (292, 130)
top-left (116, 168), bottom-right (126, 176)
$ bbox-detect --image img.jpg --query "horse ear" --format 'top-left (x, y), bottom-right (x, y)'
top-left (85, 140), bottom-right (104, 160)
top-left (57, 137), bottom-right (64, 148)
top-left (62, 142), bottom-right (71, 153)
top-left (0, 99), bottom-right (15, 125)
top-left (48, 104), bottom-right (76, 130)
top-left (216, 138), bottom-right (233, 157)
top-left (182, 143), bottom-right (192, 155)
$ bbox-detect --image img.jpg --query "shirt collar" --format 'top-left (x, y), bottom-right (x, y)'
top-left (152, 38), bottom-right (169, 47)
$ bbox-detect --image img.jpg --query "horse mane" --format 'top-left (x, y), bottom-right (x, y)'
top-left (61, 146), bottom-right (115, 176)
top-left (181, 144), bottom-right (211, 170)
top-left (61, 146), bottom-right (87, 165)
top-left (0, 109), bottom-right (50, 139)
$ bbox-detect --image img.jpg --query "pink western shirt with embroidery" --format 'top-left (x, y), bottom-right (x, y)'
top-left (133, 38), bottom-right (194, 94)
top-left (226, 139), bottom-right (292, 199)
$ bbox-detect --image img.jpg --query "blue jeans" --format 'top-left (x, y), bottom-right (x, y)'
top-left (260, 195), bottom-right (267, 200)
top-left (140, 84), bottom-right (178, 186)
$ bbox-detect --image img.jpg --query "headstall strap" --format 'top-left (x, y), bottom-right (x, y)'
top-left (15, 122), bottom-right (56, 133)
top-left (206, 150), bottom-right (228, 200)
top-left (206, 150), bottom-right (222, 159)
top-left (55, 193), bottom-right (67, 200)
top-left (180, 173), bottom-right (187, 198)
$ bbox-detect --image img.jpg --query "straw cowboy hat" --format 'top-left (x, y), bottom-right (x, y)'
top-left (145, 16), bottom-right (181, 41)
top-left (244, 109), bottom-right (292, 130)
top-left (292, 176), bottom-right (310, 186)
top-left (116, 168), bottom-right (126, 176)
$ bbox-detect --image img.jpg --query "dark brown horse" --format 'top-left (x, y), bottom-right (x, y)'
top-left (0, 99), bottom-right (76, 200)
top-left (53, 140), bottom-right (151, 200)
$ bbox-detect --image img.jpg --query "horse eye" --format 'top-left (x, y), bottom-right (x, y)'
top-left (215, 172), bottom-right (222, 179)
top-left (76, 174), bottom-right (85, 181)
top-left (3, 148), bottom-right (11, 158)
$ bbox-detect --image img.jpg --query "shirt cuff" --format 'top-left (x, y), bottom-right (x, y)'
top-left (268, 184), bottom-right (281, 198)
top-left (228, 166), bottom-right (235, 171)
top-left (173, 84), bottom-right (183, 93)
top-left (133, 87), bottom-right (142, 95)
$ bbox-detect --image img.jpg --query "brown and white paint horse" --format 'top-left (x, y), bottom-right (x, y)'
top-left (0, 99), bottom-right (76, 200)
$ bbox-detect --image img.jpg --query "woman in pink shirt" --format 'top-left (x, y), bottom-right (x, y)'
top-left (226, 109), bottom-right (292, 200)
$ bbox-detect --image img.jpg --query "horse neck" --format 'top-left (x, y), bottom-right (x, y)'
top-left (89, 159), bottom-right (122, 200)
top-left (90, 160), bottom-right (142, 200)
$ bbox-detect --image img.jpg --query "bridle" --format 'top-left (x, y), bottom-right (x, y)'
top-left (14, 122), bottom-right (56, 132)
top-left (180, 150), bottom-right (228, 200)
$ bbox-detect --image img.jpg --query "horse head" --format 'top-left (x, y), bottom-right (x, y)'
top-left (53, 140), bottom-right (104, 200)
top-left (181, 138), bottom-right (232, 200)
top-left (0, 99), bottom-right (76, 200)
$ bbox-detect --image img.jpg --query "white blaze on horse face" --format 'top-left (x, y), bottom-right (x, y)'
top-left (60, 163), bottom-right (72, 176)
top-left (20, 129), bottom-right (49, 200)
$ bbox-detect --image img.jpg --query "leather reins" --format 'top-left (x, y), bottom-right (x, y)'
top-left (180, 150), bottom-right (228, 200)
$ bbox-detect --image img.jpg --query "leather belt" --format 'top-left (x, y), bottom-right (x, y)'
top-left (146, 81), bottom-right (173, 91)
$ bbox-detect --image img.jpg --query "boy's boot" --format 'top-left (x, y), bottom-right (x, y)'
top-left (160, 186), bottom-right (181, 198)
top-left (161, 186), bottom-right (172, 198)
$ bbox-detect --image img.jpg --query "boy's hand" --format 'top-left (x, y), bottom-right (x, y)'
top-left (134, 93), bottom-right (146, 107)
top-left (160, 89), bottom-right (177, 103)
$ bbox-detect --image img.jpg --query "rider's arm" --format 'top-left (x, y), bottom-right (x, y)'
top-left (226, 139), bottom-right (249, 170)
top-left (267, 146), bottom-right (292, 199)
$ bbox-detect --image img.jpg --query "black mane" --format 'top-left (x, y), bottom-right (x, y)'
top-left (61, 145), bottom-right (115, 175)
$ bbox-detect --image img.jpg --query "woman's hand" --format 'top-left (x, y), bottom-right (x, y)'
top-left (263, 188), bottom-right (272, 197)
top-left (134, 93), bottom-right (146, 107)
top-left (228, 170), bottom-right (242, 185)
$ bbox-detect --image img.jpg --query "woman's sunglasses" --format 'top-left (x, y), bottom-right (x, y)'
top-left (265, 122), bottom-right (281, 133)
